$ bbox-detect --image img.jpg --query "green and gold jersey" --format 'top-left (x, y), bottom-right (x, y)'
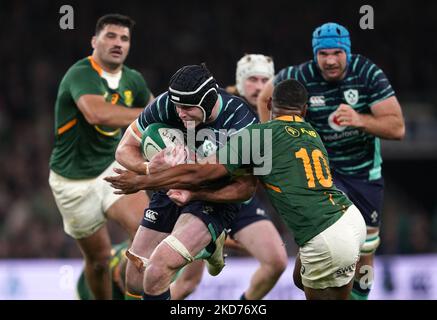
top-left (49, 56), bottom-right (151, 179)
top-left (223, 115), bottom-right (352, 246)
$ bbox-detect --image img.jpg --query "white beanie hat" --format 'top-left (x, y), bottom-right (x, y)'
top-left (236, 54), bottom-right (274, 97)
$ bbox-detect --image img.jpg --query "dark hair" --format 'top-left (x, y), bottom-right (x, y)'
top-left (272, 79), bottom-right (308, 110)
top-left (169, 63), bottom-right (215, 92)
top-left (95, 14), bottom-right (135, 35)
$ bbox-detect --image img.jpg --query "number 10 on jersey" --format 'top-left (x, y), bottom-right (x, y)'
top-left (295, 148), bottom-right (333, 188)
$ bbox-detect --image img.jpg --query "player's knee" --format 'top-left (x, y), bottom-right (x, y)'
top-left (125, 262), bottom-right (144, 295)
top-left (265, 251), bottom-right (288, 277)
top-left (269, 259), bottom-right (287, 279)
top-left (85, 255), bottom-right (111, 274)
top-left (275, 252), bottom-right (288, 274)
top-left (145, 260), bottom-right (171, 287)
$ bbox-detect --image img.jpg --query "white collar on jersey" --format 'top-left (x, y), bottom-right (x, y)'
top-left (102, 70), bottom-right (122, 90)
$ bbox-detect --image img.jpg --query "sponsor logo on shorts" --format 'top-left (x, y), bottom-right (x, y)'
top-left (144, 209), bottom-right (158, 223)
top-left (335, 262), bottom-right (357, 276)
top-left (300, 265), bottom-right (306, 275)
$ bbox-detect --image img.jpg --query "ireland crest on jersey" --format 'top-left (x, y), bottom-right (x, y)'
top-left (344, 89), bottom-right (359, 106)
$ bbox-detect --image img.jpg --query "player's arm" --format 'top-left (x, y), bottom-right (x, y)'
top-left (335, 62), bottom-right (406, 140)
top-left (168, 175), bottom-right (257, 205)
top-left (115, 122), bottom-right (149, 174)
top-left (367, 96), bottom-right (405, 139)
top-left (335, 96), bottom-right (405, 140)
top-left (106, 126), bottom-right (255, 193)
top-left (191, 175), bottom-right (257, 203)
top-left (115, 94), bottom-right (170, 174)
top-left (76, 95), bottom-right (143, 128)
top-left (134, 70), bottom-right (155, 106)
top-left (105, 162), bottom-right (229, 194)
top-left (257, 78), bottom-right (274, 123)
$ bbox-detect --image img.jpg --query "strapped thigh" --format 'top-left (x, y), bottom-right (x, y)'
top-left (126, 249), bottom-right (150, 271)
top-left (162, 235), bottom-right (194, 263)
top-left (361, 230), bottom-right (380, 255)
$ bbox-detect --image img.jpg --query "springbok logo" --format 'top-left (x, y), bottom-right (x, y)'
top-left (285, 126), bottom-right (300, 137)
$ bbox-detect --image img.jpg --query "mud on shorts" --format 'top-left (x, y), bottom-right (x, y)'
top-left (141, 191), bottom-right (240, 241)
top-left (333, 172), bottom-right (384, 228)
top-left (227, 194), bottom-right (270, 239)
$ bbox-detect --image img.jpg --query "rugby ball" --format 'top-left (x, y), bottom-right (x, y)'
top-left (140, 123), bottom-right (185, 161)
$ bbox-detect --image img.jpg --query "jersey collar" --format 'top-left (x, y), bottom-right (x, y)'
top-left (274, 115), bottom-right (304, 122)
top-left (88, 56), bottom-right (103, 76)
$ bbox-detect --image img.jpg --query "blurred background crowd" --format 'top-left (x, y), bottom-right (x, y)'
top-left (0, 0), bottom-right (436, 258)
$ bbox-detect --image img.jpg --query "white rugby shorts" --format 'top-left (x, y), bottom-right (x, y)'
top-left (49, 161), bottom-right (124, 239)
top-left (299, 204), bottom-right (366, 289)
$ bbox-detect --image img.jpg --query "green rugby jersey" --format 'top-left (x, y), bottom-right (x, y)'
top-left (223, 115), bottom-right (352, 246)
top-left (50, 57), bottom-right (151, 179)
top-left (274, 55), bottom-right (395, 180)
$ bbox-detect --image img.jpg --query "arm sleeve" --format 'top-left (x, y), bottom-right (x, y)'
top-left (225, 101), bottom-right (258, 138)
top-left (67, 67), bottom-right (105, 102)
top-left (366, 63), bottom-right (396, 107)
top-left (133, 71), bottom-right (152, 107)
top-left (135, 92), bottom-right (178, 135)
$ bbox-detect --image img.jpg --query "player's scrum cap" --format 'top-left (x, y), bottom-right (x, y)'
top-left (312, 22), bottom-right (351, 65)
top-left (236, 54), bottom-right (275, 97)
top-left (168, 64), bottom-right (218, 122)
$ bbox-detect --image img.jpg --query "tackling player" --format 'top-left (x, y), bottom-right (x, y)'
top-left (106, 79), bottom-right (367, 300)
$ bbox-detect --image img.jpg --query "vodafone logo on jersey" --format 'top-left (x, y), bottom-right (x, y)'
top-left (328, 111), bottom-right (347, 132)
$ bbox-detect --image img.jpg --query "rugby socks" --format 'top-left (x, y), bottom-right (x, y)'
top-left (142, 289), bottom-right (171, 300)
top-left (349, 279), bottom-right (371, 300)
